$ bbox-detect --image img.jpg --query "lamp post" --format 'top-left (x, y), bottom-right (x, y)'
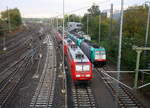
top-left (117, 0), bottom-right (124, 76)
top-left (144, 1), bottom-right (150, 52)
top-left (62, 0), bottom-right (67, 108)
top-left (109, 3), bottom-right (113, 42)
top-left (57, 15), bottom-right (58, 31)
top-left (87, 15), bottom-right (89, 35)
top-left (63, 0), bottom-right (65, 75)
top-left (7, 6), bottom-right (11, 33)
top-left (116, 0), bottom-right (124, 107)
top-left (98, 14), bottom-right (101, 44)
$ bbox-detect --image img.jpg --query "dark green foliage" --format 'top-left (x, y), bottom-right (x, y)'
top-left (64, 14), bottom-right (81, 26)
top-left (81, 4), bottom-right (150, 72)
top-left (122, 5), bottom-right (150, 71)
top-left (0, 19), bottom-right (3, 35)
top-left (0, 19), bottom-right (7, 35)
top-left (81, 4), bottom-right (110, 42)
top-left (62, 5), bottom-right (150, 70)
top-left (123, 5), bottom-right (147, 44)
top-left (1, 8), bottom-right (22, 30)
top-left (87, 4), bottom-right (100, 16)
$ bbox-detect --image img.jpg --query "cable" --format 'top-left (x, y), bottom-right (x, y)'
top-left (55, 0), bottom-right (111, 17)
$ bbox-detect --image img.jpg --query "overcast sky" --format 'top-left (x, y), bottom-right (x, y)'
top-left (0, 0), bottom-right (148, 18)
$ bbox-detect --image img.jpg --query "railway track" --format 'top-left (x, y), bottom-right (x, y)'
top-left (66, 68), bottom-right (96, 108)
top-left (0, 25), bottom-right (41, 50)
top-left (0, 27), bottom-right (45, 72)
top-left (0, 50), bottom-right (35, 108)
top-left (71, 83), bottom-right (96, 108)
top-left (0, 45), bottom-right (29, 72)
top-left (0, 37), bottom-right (32, 57)
top-left (95, 68), bottom-right (145, 108)
top-left (30, 35), bottom-right (56, 108)
top-left (0, 28), bottom-right (32, 52)
top-left (52, 29), bottom-right (97, 108)
top-left (0, 35), bottom-right (30, 67)
top-left (0, 50), bottom-right (34, 85)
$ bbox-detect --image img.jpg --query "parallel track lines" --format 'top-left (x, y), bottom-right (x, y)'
top-left (71, 83), bottom-right (96, 108)
top-left (0, 54), bottom-right (33, 107)
top-left (52, 29), bottom-right (96, 108)
top-left (30, 35), bottom-right (56, 108)
top-left (96, 68), bottom-right (145, 108)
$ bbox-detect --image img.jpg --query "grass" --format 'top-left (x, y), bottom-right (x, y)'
top-left (0, 50), bottom-right (6, 54)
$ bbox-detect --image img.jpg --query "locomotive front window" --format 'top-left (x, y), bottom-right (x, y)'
top-left (95, 51), bottom-right (106, 60)
top-left (75, 65), bottom-right (82, 71)
top-left (95, 51), bottom-right (101, 59)
top-left (76, 65), bottom-right (90, 71)
top-left (101, 51), bottom-right (106, 55)
top-left (83, 65), bottom-right (90, 71)
top-left (96, 51), bottom-right (105, 54)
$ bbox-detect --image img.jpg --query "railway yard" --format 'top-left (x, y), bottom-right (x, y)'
top-left (0, 23), bottom-right (149, 108)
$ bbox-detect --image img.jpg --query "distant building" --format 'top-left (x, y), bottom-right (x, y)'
top-left (67, 22), bottom-right (82, 32)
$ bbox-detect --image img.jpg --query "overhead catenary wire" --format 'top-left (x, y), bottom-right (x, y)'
top-left (54, 0), bottom-right (111, 17)
top-left (53, 0), bottom-right (146, 18)
top-left (98, 14), bottom-right (101, 44)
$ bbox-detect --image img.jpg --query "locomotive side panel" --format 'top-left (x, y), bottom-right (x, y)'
top-left (80, 42), bottom-right (91, 60)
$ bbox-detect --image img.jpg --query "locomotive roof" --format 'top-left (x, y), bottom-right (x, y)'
top-left (72, 33), bottom-right (84, 39)
top-left (83, 40), bottom-right (104, 49)
top-left (70, 35), bottom-right (78, 42)
top-left (68, 45), bottom-right (90, 63)
top-left (64, 38), bottom-right (75, 45)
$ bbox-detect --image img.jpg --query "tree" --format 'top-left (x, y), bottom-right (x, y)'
top-left (0, 19), bottom-right (7, 35)
top-left (81, 4), bottom-right (110, 41)
top-left (0, 19), bottom-right (3, 35)
top-left (87, 4), bottom-right (100, 16)
top-left (64, 14), bottom-right (81, 24)
top-left (121, 5), bottom-right (150, 70)
top-left (123, 5), bottom-right (148, 44)
top-left (1, 8), bottom-right (22, 29)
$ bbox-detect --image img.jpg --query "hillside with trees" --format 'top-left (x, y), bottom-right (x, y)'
top-left (80, 4), bottom-right (150, 71)
top-left (63, 4), bottom-right (150, 86)
top-left (0, 8), bottom-right (22, 35)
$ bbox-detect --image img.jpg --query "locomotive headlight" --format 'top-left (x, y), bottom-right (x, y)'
top-left (76, 75), bottom-right (81, 77)
top-left (83, 65), bottom-right (90, 71)
top-left (86, 74), bottom-right (91, 77)
top-left (76, 65), bottom-right (82, 71)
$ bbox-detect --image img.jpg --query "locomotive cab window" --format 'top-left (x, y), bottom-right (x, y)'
top-left (75, 53), bottom-right (84, 59)
top-left (67, 40), bottom-right (72, 43)
top-left (71, 45), bottom-right (77, 49)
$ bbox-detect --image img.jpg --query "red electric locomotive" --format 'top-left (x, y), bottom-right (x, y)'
top-left (64, 37), bottom-right (76, 55)
top-left (55, 32), bottom-right (63, 43)
top-left (67, 44), bottom-right (92, 82)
